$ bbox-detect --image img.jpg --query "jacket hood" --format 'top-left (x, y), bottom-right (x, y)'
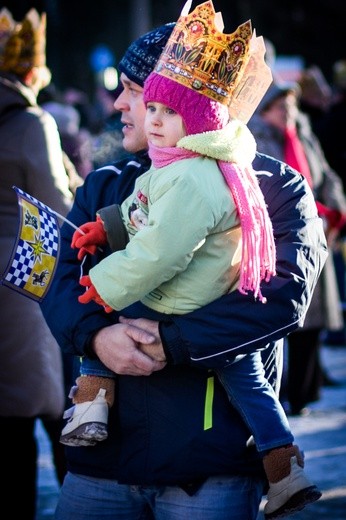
top-left (0, 72), bottom-right (36, 121)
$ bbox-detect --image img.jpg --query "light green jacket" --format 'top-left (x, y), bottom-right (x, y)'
top-left (90, 121), bottom-right (256, 314)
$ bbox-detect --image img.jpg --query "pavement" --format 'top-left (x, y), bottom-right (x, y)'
top-left (35, 343), bottom-right (346, 520)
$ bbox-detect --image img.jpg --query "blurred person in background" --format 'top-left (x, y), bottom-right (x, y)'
top-left (91, 84), bottom-right (128, 169)
top-left (39, 84), bottom-right (93, 182)
top-left (0, 8), bottom-right (73, 519)
top-left (298, 65), bottom-right (332, 138)
top-left (319, 60), bottom-right (346, 345)
top-left (63, 86), bottom-right (102, 136)
top-left (248, 81), bottom-right (346, 415)
top-left (299, 64), bottom-right (346, 345)
top-left (317, 59), bottom-right (346, 193)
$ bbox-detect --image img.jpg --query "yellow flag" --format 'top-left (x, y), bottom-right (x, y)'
top-left (0, 186), bottom-right (60, 302)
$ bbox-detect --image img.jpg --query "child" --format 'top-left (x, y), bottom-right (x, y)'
top-left (61, 4), bottom-right (321, 518)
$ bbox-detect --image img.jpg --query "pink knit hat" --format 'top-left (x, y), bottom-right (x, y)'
top-left (143, 72), bottom-right (229, 135)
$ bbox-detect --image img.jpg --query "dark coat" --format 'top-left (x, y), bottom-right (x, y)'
top-left (41, 151), bottom-right (327, 484)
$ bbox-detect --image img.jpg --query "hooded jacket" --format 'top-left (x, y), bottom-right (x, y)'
top-left (41, 149), bottom-right (327, 484)
top-left (0, 71), bottom-right (72, 419)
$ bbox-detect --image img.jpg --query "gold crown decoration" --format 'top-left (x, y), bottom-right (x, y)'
top-left (229, 32), bottom-right (273, 123)
top-left (0, 8), bottom-right (46, 76)
top-left (0, 8), bottom-right (15, 61)
top-left (154, 0), bottom-right (272, 123)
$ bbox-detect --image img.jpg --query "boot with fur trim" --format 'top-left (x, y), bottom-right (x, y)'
top-left (263, 444), bottom-right (321, 519)
top-left (60, 376), bottom-right (115, 447)
top-left (72, 375), bottom-right (115, 407)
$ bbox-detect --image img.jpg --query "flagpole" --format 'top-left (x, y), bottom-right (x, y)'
top-left (51, 210), bottom-right (85, 234)
top-left (52, 210), bottom-right (103, 251)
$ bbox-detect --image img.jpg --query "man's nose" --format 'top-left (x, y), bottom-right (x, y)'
top-left (114, 90), bottom-right (128, 111)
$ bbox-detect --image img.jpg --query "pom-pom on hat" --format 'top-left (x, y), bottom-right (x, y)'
top-left (118, 23), bottom-right (174, 87)
top-left (143, 72), bottom-right (229, 135)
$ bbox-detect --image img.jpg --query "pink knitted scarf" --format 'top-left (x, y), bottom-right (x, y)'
top-left (149, 143), bottom-right (276, 302)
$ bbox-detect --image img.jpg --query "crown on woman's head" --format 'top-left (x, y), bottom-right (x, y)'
top-left (0, 8), bottom-right (46, 75)
top-left (154, 0), bottom-right (272, 123)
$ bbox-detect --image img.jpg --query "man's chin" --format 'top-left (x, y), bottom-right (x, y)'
top-left (123, 135), bottom-right (147, 155)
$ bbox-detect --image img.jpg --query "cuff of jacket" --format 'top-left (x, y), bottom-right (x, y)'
top-left (159, 321), bottom-right (191, 365)
top-left (97, 204), bottom-right (129, 252)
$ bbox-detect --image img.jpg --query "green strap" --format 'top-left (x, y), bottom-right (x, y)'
top-left (204, 374), bottom-right (214, 430)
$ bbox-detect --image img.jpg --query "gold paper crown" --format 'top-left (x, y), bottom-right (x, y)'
top-left (154, 0), bottom-right (272, 123)
top-left (0, 8), bottom-right (46, 76)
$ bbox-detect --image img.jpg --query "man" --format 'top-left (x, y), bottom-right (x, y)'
top-left (41, 21), bottom-right (327, 520)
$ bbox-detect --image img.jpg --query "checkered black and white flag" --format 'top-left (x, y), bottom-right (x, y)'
top-left (1, 187), bottom-right (61, 302)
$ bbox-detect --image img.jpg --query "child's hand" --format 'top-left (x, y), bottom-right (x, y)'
top-left (78, 275), bottom-right (113, 313)
top-left (71, 215), bottom-right (107, 261)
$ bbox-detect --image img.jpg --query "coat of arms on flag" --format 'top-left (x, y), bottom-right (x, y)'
top-left (0, 186), bottom-right (60, 302)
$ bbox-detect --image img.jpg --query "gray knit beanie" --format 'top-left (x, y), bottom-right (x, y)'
top-left (118, 23), bottom-right (174, 87)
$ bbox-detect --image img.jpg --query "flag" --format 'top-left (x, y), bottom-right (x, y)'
top-left (0, 186), bottom-right (60, 302)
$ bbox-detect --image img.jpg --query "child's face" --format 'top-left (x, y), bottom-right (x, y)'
top-left (145, 102), bottom-right (186, 147)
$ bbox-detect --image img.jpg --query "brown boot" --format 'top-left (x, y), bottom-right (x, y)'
top-left (263, 445), bottom-right (321, 519)
top-left (263, 445), bottom-right (304, 483)
top-left (72, 375), bottom-right (115, 407)
top-left (60, 376), bottom-right (115, 447)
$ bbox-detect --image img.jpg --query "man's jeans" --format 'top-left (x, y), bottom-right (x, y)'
top-left (55, 472), bottom-right (265, 520)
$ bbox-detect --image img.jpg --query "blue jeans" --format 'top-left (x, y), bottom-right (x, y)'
top-left (216, 351), bottom-right (293, 453)
top-left (80, 357), bottom-right (114, 378)
top-left (55, 472), bottom-right (265, 520)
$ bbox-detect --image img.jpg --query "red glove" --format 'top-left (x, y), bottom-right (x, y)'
top-left (78, 275), bottom-right (113, 313)
top-left (71, 215), bottom-right (107, 261)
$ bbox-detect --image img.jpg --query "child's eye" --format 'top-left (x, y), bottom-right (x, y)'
top-left (166, 108), bottom-right (176, 115)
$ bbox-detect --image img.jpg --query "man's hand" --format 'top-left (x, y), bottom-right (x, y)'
top-left (92, 323), bottom-right (166, 376)
top-left (119, 316), bottom-right (166, 362)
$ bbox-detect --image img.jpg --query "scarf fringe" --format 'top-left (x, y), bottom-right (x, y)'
top-left (219, 162), bottom-right (276, 303)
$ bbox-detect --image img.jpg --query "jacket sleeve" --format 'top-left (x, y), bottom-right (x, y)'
top-left (89, 174), bottom-right (219, 311)
top-left (40, 165), bottom-right (132, 356)
top-left (160, 155), bottom-right (328, 368)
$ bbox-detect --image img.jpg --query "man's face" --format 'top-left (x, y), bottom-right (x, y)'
top-left (114, 73), bottom-right (148, 153)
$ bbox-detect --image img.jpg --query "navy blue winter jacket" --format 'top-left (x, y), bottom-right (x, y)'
top-left (41, 150), bottom-right (327, 486)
